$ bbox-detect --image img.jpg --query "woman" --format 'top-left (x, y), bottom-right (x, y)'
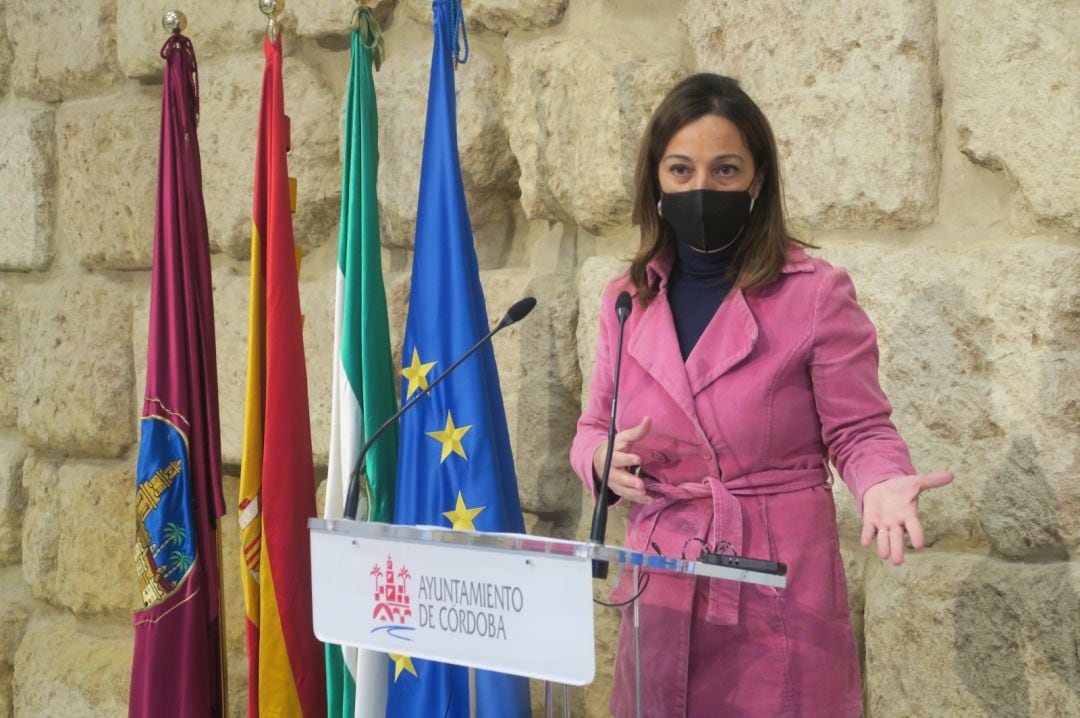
top-left (570, 74), bottom-right (952, 717)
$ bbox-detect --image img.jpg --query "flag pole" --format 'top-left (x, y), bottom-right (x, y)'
top-left (215, 525), bottom-right (228, 713)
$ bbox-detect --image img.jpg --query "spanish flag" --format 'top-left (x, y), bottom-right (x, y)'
top-left (239, 35), bottom-right (326, 717)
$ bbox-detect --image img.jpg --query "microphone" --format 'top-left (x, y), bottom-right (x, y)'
top-left (589, 290), bottom-right (633, 578)
top-left (342, 296), bottom-right (537, 521)
top-left (497, 296), bottom-right (536, 329)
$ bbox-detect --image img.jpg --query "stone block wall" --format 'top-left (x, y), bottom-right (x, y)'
top-left (0, 0), bottom-right (1076, 716)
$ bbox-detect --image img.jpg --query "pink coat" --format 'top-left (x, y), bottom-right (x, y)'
top-left (570, 245), bottom-right (915, 717)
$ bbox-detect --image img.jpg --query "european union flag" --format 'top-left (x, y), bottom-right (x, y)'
top-left (386, 1), bottom-right (531, 717)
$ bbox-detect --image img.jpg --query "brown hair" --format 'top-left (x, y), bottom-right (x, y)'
top-left (629, 73), bottom-right (812, 304)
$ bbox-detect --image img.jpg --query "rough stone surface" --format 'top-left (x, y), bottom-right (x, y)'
top-left (290, 0), bottom-right (396, 38)
top-left (819, 243), bottom-right (1080, 556)
top-left (522, 511), bottom-right (577, 542)
top-left (0, 105), bottom-right (55, 271)
top-left (207, 264), bottom-right (251, 466)
top-left (17, 277), bottom-right (134, 459)
top-left (505, 37), bottom-right (682, 235)
top-left (116, 0), bottom-right (260, 79)
top-left (8, 0), bottom-right (118, 101)
top-left (384, 269), bottom-right (412, 379)
top-left (575, 255), bottom-right (630, 403)
top-left (368, 26), bottom-right (428, 251)
top-left (130, 275), bottom-right (149, 444)
top-left (198, 50), bottom-right (340, 258)
top-left (511, 216), bottom-right (579, 275)
top-left (483, 268), bottom-right (581, 515)
top-left (55, 461), bottom-right (137, 615)
top-left (0, 2), bottom-right (12, 94)
top-left (864, 552), bottom-right (1079, 717)
top-left (0, 441), bottom-right (27, 566)
top-left (402, 0), bottom-right (568, 33)
top-left (0, 566), bottom-right (33, 666)
top-left (949, 0), bottom-right (1080, 231)
top-left (221, 475), bottom-right (246, 656)
top-left (227, 650), bottom-right (248, 717)
top-left (834, 469), bottom-right (865, 550)
top-left (12, 612), bottom-right (131, 717)
top-left (20, 454), bottom-right (61, 604)
top-left (300, 263), bottom-right (335, 464)
top-left (0, 662), bottom-right (10, 718)
top-left (56, 89), bottom-right (159, 270)
top-left (375, 27), bottom-right (519, 253)
top-left (0, 567), bottom-right (33, 718)
top-left (0, 283), bottom-right (16, 427)
top-left (681, 0), bottom-right (939, 228)
top-left (839, 541), bottom-right (872, 696)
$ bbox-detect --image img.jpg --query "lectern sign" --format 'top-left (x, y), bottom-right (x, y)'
top-left (370, 554), bottom-right (413, 628)
top-left (309, 522), bottom-right (596, 685)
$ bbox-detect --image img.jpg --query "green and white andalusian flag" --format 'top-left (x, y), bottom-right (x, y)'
top-left (324, 9), bottom-right (397, 718)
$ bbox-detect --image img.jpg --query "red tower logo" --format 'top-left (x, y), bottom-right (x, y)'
top-left (371, 554), bottom-right (412, 624)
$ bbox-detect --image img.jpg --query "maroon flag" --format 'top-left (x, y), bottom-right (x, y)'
top-left (129, 33), bottom-right (227, 718)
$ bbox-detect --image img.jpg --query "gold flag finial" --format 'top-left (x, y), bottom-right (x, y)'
top-left (259, 0), bottom-right (284, 42)
top-left (162, 10), bottom-right (187, 34)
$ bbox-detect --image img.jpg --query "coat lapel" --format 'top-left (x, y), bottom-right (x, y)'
top-left (631, 244), bottom-right (816, 412)
top-left (684, 288), bottom-right (759, 396)
top-left (627, 292), bottom-right (699, 426)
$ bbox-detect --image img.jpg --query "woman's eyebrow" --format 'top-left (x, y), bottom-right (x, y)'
top-left (662, 152), bottom-right (744, 163)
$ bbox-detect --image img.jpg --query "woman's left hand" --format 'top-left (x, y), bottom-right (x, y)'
top-left (860, 471), bottom-right (953, 565)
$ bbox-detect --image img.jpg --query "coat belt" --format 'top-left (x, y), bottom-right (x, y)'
top-left (636, 466), bottom-right (828, 626)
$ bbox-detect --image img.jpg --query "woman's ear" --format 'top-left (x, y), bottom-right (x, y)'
top-left (750, 172), bottom-right (765, 200)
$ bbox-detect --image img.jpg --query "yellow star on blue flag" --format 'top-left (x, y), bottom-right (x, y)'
top-left (426, 411), bottom-right (471, 463)
top-left (389, 654), bottom-right (418, 681)
top-left (442, 491), bottom-right (485, 531)
top-left (401, 347), bottom-right (436, 399)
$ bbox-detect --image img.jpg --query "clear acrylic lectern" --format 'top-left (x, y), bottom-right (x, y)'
top-left (309, 519), bottom-right (786, 717)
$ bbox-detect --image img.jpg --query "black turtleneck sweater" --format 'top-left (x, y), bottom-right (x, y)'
top-left (667, 241), bottom-right (737, 360)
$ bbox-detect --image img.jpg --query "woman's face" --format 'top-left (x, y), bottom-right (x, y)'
top-left (658, 114), bottom-right (761, 197)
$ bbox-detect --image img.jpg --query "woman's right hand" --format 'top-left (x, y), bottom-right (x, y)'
top-left (592, 416), bottom-right (653, 504)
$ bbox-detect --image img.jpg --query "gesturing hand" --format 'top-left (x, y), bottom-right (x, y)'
top-left (861, 470), bottom-right (953, 565)
top-left (592, 416), bottom-right (653, 504)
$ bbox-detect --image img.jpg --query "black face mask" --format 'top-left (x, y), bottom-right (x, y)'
top-left (659, 189), bottom-right (755, 253)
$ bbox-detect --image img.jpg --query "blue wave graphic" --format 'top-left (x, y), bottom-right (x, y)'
top-left (370, 625), bottom-right (416, 642)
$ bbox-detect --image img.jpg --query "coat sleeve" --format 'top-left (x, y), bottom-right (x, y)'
top-left (809, 267), bottom-right (916, 512)
top-left (570, 283), bottom-right (620, 502)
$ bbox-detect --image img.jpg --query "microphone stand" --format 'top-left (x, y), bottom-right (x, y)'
top-left (343, 298), bottom-right (535, 521)
top-left (588, 292), bottom-right (632, 579)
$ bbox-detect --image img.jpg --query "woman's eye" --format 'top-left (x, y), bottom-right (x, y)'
top-left (714, 165), bottom-right (737, 177)
top-left (669, 164), bottom-right (691, 177)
